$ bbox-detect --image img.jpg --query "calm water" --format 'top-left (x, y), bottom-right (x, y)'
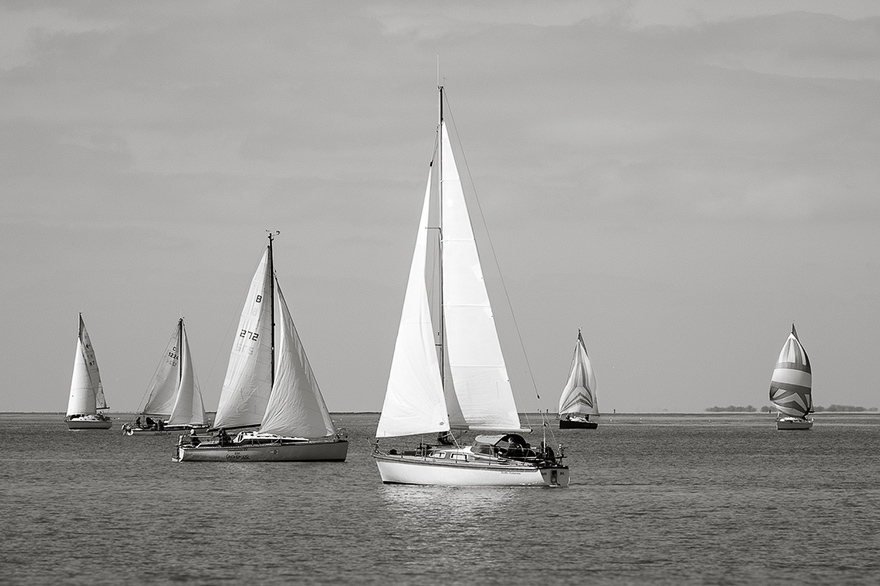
top-left (1, 412), bottom-right (878, 585)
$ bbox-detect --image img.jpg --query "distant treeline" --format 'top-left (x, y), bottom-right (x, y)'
top-left (707, 405), bottom-right (878, 413)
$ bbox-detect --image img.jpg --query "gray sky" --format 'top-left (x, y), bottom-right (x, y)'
top-left (2, 1), bottom-right (878, 414)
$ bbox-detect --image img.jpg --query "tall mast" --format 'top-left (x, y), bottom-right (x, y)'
top-left (177, 317), bottom-right (184, 382)
top-left (437, 83), bottom-right (446, 390)
top-left (267, 230), bottom-right (277, 387)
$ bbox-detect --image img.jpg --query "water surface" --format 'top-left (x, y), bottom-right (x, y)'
top-left (2, 412), bottom-right (877, 585)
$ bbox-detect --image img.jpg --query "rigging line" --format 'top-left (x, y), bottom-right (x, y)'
top-left (443, 92), bottom-right (544, 412)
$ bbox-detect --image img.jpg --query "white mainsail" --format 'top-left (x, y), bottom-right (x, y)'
top-left (769, 324), bottom-right (812, 418)
top-left (67, 314), bottom-right (106, 416)
top-left (259, 284), bottom-right (337, 438)
top-left (558, 330), bottom-right (599, 417)
top-left (376, 168), bottom-right (448, 438)
top-left (440, 122), bottom-right (524, 433)
top-left (169, 320), bottom-right (206, 426)
top-left (140, 319), bottom-right (205, 426)
top-left (142, 320), bottom-right (183, 417)
top-left (213, 249), bottom-right (275, 429)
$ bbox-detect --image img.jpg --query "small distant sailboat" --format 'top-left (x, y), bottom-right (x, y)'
top-left (372, 85), bottom-right (569, 487)
top-left (175, 232), bottom-right (348, 462)
top-left (558, 329), bottom-right (599, 429)
top-left (123, 318), bottom-right (207, 436)
top-left (769, 324), bottom-right (813, 430)
top-left (66, 314), bottom-right (112, 430)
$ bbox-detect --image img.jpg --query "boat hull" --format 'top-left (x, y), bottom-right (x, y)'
top-left (123, 423), bottom-right (207, 436)
top-left (559, 419), bottom-right (598, 429)
top-left (776, 417), bottom-right (813, 430)
top-left (176, 439), bottom-right (348, 462)
top-left (66, 417), bottom-right (112, 430)
top-left (374, 453), bottom-right (570, 487)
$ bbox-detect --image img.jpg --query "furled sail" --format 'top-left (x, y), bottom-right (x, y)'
top-left (440, 122), bottom-right (524, 433)
top-left (558, 330), bottom-right (599, 416)
top-left (376, 168), bottom-right (448, 438)
top-left (769, 324), bottom-right (812, 418)
top-left (213, 249), bottom-right (275, 429)
top-left (67, 315), bottom-right (105, 416)
top-left (259, 283), bottom-right (337, 438)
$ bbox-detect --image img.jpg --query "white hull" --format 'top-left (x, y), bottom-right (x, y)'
top-left (776, 417), bottom-right (813, 430)
top-left (122, 423), bottom-right (207, 436)
top-left (176, 438), bottom-right (348, 462)
top-left (66, 416), bottom-right (112, 430)
top-left (374, 453), bottom-right (570, 487)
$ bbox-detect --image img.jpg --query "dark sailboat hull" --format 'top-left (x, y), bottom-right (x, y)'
top-left (176, 438), bottom-right (348, 462)
top-left (559, 418), bottom-right (598, 429)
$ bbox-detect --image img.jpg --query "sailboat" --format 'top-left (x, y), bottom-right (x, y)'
top-left (769, 323), bottom-right (813, 430)
top-left (558, 329), bottom-right (599, 429)
top-left (123, 318), bottom-right (207, 436)
top-left (175, 233), bottom-right (348, 462)
top-left (373, 86), bottom-right (569, 487)
top-left (66, 314), bottom-right (112, 430)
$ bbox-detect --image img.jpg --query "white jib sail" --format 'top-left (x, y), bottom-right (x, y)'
top-left (213, 249), bottom-right (275, 429)
top-left (141, 320), bottom-right (183, 417)
top-left (440, 122), bottom-right (523, 432)
top-left (376, 167), bottom-right (448, 438)
top-left (67, 315), bottom-right (104, 416)
top-left (167, 320), bottom-right (206, 426)
top-left (769, 324), bottom-right (812, 418)
top-left (259, 282), bottom-right (336, 438)
top-left (558, 330), bottom-right (599, 416)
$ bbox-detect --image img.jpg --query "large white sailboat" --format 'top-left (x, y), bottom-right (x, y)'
top-left (558, 329), bottom-right (599, 429)
top-left (373, 86), bottom-right (569, 487)
top-left (123, 318), bottom-right (207, 436)
top-left (66, 314), bottom-right (112, 430)
top-left (769, 324), bottom-right (813, 430)
top-left (176, 233), bottom-right (348, 462)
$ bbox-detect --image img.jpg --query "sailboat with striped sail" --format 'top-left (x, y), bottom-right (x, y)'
top-left (66, 314), bottom-right (112, 430)
top-left (123, 318), bottom-right (207, 436)
top-left (558, 329), bottom-right (599, 429)
top-left (769, 324), bottom-right (813, 430)
top-left (372, 85), bottom-right (569, 487)
top-left (175, 233), bottom-right (348, 462)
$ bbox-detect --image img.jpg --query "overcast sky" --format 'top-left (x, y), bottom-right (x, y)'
top-left (2, 1), bottom-right (878, 415)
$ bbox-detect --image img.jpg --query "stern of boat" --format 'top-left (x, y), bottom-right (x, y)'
top-left (540, 466), bottom-right (570, 487)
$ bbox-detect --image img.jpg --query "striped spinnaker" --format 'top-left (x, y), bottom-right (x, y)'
top-left (769, 324), bottom-right (812, 418)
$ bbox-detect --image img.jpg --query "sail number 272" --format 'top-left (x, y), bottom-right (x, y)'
top-left (240, 330), bottom-right (260, 342)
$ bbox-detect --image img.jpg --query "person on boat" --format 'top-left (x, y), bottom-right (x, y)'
top-left (145, 416), bottom-right (156, 430)
top-left (540, 441), bottom-right (556, 464)
top-left (157, 419), bottom-right (164, 431)
top-left (217, 428), bottom-right (230, 446)
top-left (505, 439), bottom-right (524, 460)
top-left (189, 428), bottom-right (200, 447)
top-left (135, 416), bottom-right (142, 428)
